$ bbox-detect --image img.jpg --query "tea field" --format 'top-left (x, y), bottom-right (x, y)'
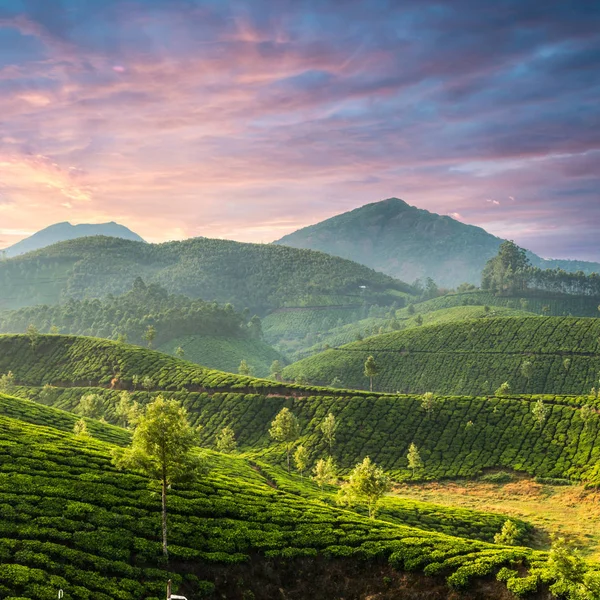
top-left (0, 399), bottom-right (560, 600)
top-left (283, 316), bottom-right (600, 395)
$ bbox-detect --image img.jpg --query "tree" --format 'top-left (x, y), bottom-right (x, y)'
top-left (563, 358), bottom-right (572, 372)
top-left (269, 360), bottom-right (283, 381)
top-left (407, 304), bottom-right (416, 316)
top-left (0, 371), bottom-right (15, 394)
top-left (73, 418), bottom-right (89, 438)
top-left (484, 305), bottom-right (491, 315)
top-left (115, 391), bottom-right (134, 427)
top-left (313, 457), bottom-right (337, 489)
top-left (364, 356), bottom-right (379, 392)
top-left (175, 346), bottom-right (185, 359)
top-left (337, 456), bottom-right (391, 519)
top-left (78, 393), bottom-right (102, 419)
top-left (581, 404), bottom-right (594, 431)
top-left (294, 444), bottom-right (309, 478)
top-left (142, 325), bottom-right (156, 348)
top-left (215, 426), bottom-right (237, 454)
top-left (26, 324), bottom-right (40, 351)
top-left (495, 382), bottom-right (511, 397)
top-left (421, 392), bottom-right (437, 416)
top-left (142, 376), bottom-right (154, 391)
top-left (548, 536), bottom-right (587, 589)
top-left (116, 332), bottom-right (128, 344)
top-left (532, 398), bottom-right (548, 427)
top-left (131, 375), bottom-right (140, 390)
top-left (481, 240), bottom-right (530, 293)
top-left (415, 314), bottom-right (424, 326)
top-left (112, 397), bottom-right (203, 557)
top-left (320, 412), bottom-right (338, 455)
top-left (521, 360), bottom-right (534, 381)
top-left (269, 407), bottom-right (300, 472)
top-left (238, 360), bottom-right (253, 377)
top-left (407, 443), bottom-right (423, 478)
top-left (494, 519), bottom-right (520, 545)
top-left (49, 325), bottom-right (60, 334)
top-left (329, 376), bottom-right (343, 388)
top-left (248, 315), bottom-right (263, 340)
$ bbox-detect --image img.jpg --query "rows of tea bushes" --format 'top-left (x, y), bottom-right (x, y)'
top-left (250, 461), bottom-right (535, 545)
top-left (30, 384), bottom-right (600, 484)
top-left (406, 291), bottom-right (600, 318)
top-left (0, 411), bottom-right (554, 599)
top-left (284, 317), bottom-right (600, 394)
top-left (0, 393), bottom-right (129, 446)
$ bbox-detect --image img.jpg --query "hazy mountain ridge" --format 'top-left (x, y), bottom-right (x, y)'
top-left (275, 198), bottom-right (600, 287)
top-left (1, 221), bottom-right (145, 257)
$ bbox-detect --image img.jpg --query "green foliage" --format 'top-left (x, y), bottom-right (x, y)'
top-left (293, 444), bottom-right (309, 478)
top-left (313, 457), bottom-right (337, 489)
top-left (73, 418), bottom-right (89, 438)
top-left (269, 408), bottom-right (300, 472)
top-left (406, 443), bottom-right (423, 478)
top-left (532, 399), bottom-right (549, 427)
top-left (494, 520), bottom-right (520, 545)
top-left (364, 355), bottom-right (379, 392)
top-left (238, 360), bottom-right (253, 377)
top-left (320, 412), bottom-right (337, 454)
top-left (0, 371), bottom-right (15, 394)
top-left (215, 426), bottom-right (237, 454)
top-left (112, 397), bottom-right (203, 556)
top-left (284, 316), bottom-right (600, 395)
top-left (337, 457), bottom-right (391, 518)
top-left (77, 393), bottom-right (102, 418)
top-left (0, 236), bottom-right (411, 312)
top-left (495, 382), bottom-right (511, 397)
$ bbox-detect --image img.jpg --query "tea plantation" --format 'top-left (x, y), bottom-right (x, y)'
top-left (0, 398), bottom-right (559, 600)
top-left (283, 316), bottom-right (600, 395)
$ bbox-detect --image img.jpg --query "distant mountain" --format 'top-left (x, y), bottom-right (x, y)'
top-left (1, 221), bottom-right (145, 258)
top-left (0, 236), bottom-right (414, 311)
top-left (275, 198), bottom-right (600, 288)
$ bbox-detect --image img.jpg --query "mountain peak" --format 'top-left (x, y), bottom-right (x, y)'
top-left (2, 221), bottom-right (145, 258)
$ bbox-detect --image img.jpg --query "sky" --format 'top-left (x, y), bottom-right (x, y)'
top-left (0, 0), bottom-right (599, 261)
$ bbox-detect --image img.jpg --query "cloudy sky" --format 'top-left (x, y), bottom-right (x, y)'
top-left (0, 0), bottom-right (599, 260)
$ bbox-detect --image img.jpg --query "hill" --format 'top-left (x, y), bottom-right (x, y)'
top-left (291, 305), bottom-right (532, 362)
top-left (1, 221), bottom-right (144, 258)
top-left (4, 334), bottom-right (600, 487)
top-left (0, 392), bottom-right (563, 600)
top-left (0, 236), bottom-right (413, 311)
top-left (275, 198), bottom-right (600, 287)
top-left (157, 335), bottom-right (283, 378)
top-left (282, 316), bottom-right (600, 395)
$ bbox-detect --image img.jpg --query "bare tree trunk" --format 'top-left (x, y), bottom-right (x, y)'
top-left (287, 445), bottom-right (291, 473)
top-left (162, 475), bottom-right (168, 558)
top-left (370, 377), bottom-right (373, 392)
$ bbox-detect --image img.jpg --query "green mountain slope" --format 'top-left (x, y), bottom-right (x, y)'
top-left (4, 334), bottom-right (600, 486)
top-left (283, 316), bottom-right (600, 395)
top-left (275, 198), bottom-right (600, 287)
top-left (0, 236), bottom-right (413, 312)
top-left (1, 221), bottom-right (145, 258)
top-left (157, 335), bottom-right (284, 378)
top-left (292, 305), bottom-right (532, 362)
top-left (0, 397), bottom-right (556, 599)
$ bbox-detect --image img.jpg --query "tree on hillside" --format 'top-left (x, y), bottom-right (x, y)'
top-left (73, 418), bottom-right (89, 438)
top-left (248, 315), bottom-right (263, 340)
top-left (294, 444), bottom-right (309, 478)
top-left (337, 456), bottom-right (391, 519)
top-left (142, 376), bottom-right (154, 391)
top-left (364, 356), bottom-right (379, 392)
top-left (407, 443), bottom-right (423, 478)
top-left (112, 396), bottom-right (204, 558)
top-left (329, 376), bottom-right (343, 388)
top-left (313, 457), bottom-right (337, 490)
top-left (532, 398), bottom-right (548, 427)
top-left (215, 426), bottom-right (237, 454)
top-left (494, 519), bottom-right (520, 545)
top-left (142, 325), bottom-right (156, 349)
top-left (269, 360), bottom-right (283, 381)
top-left (481, 240), bottom-right (530, 294)
top-left (116, 332), bottom-right (128, 344)
top-left (495, 382), bottom-right (511, 397)
top-left (269, 407), bottom-right (300, 472)
top-left (175, 346), bottom-right (185, 359)
top-left (320, 412), bottom-right (338, 455)
top-left (0, 371), bottom-right (15, 394)
top-left (115, 391), bottom-right (134, 428)
top-left (78, 393), bottom-right (102, 419)
top-left (407, 304), bottom-right (416, 315)
top-left (415, 314), bottom-right (424, 326)
top-left (421, 392), bottom-right (437, 416)
top-left (521, 360), bottom-right (534, 381)
top-left (26, 324), bottom-right (40, 351)
top-left (238, 360), bottom-right (253, 377)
